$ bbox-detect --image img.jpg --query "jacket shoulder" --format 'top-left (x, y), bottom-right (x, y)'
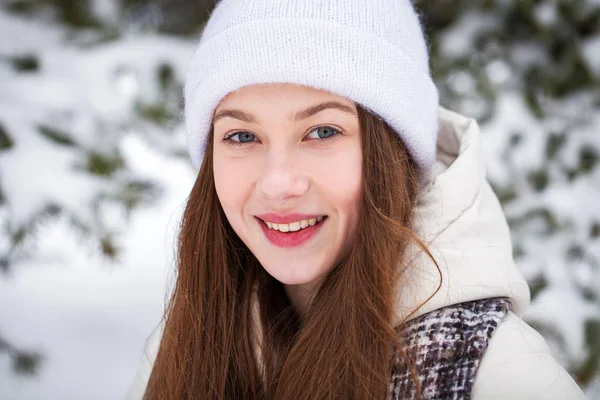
top-left (472, 312), bottom-right (585, 399)
top-left (127, 325), bottom-right (162, 400)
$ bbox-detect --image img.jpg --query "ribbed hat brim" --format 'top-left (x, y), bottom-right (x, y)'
top-left (184, 18), bottom-right (439, 171)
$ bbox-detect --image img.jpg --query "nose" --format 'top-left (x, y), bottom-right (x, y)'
top-left (256, 149), bottom-right (309, 202)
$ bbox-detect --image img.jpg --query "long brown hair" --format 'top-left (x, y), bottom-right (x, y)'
top-left (144, 104), bottom-right (437, 399)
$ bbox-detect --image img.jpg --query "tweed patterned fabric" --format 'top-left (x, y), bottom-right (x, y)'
top-left (390, 297), bottom-right (512, 400)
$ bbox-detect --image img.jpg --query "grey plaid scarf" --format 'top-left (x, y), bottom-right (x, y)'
top-left (390, 297), bottom-right (511, 399)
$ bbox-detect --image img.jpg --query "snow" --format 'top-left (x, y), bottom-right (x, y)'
top-left (534, 1), bottom-right (558, 27)
top-left (0, 9), bottom-right (197, 399)
top-left (447, 70), bottom-right (477, 95)
top-left (0, 10), bottom-right (65, 53)
top-left (443, 2), bottom-right (600, 395)
top-left (439, 11), bottom-right (498, 60)
top-left (0, 123), bottom-right (105, 229)
top-left (89, 0), bottom-right (121, 27)
top-left (519, 231), bottom-right (599, 364)
top-left (479, 82), bottom-right (600, 391)
top-left (0, 135), bottom-right (194, 400)
top-left (0, 6), bottom-right (196, 230)
top-left (480, 92), bottom-right (548, 187)
top-left (582, 35), bottom-right (600, 77)
top-left (484, 59), bottom-right (512, 86)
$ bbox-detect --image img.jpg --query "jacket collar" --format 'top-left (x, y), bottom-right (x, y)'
top-left (393, 107), bottom-right (530, 325)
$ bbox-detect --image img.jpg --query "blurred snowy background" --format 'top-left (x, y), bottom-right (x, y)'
top-left (0, 0), bottom-right (598, 399)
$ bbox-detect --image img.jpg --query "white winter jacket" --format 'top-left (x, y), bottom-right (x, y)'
top-left (127, 107), bottom-right (585, 399)
top-left (395, 107), bottom-right (584, 399)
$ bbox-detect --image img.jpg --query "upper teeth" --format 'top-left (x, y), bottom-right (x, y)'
top-left (266, 216), bottom-right (324, 232)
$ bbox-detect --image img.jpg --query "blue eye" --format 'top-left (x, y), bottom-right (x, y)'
top-left (306, 126), bottom-right (340, 140)
top-left (227, 131), bottom-right (257, 143)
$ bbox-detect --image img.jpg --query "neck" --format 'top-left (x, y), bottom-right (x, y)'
top-left (284, 279), bottom-right (322, 317)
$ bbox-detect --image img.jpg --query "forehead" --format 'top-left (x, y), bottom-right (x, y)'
top-left (215, 83), bottom-right (356, 114)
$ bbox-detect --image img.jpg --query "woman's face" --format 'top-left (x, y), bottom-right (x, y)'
top-left (212, 83), bottom-right (363, 292)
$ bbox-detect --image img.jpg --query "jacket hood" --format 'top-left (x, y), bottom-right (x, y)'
top-left (393, 107), bottom-right (530, 325)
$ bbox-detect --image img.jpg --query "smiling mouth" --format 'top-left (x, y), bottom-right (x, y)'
top-left (258, 216), bottom-right (327, 233)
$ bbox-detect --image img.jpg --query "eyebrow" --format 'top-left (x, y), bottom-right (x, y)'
top-left (212, 101), bottom-right (357, 125)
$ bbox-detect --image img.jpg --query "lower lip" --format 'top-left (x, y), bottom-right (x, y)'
top-left (258, 218), bottom-right (326, 248)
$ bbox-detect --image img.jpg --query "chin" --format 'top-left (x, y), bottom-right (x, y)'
top-left (261, 259), bottom-right (328, 286)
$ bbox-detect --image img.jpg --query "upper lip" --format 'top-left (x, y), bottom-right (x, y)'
top-left (255, 213), bottom-right (325, 224)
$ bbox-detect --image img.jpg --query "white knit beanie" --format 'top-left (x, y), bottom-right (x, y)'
top-left (184, 0), bottom-right (439, 172)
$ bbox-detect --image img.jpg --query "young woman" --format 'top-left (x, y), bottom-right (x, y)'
top-left (131, 1), bottom-right (585, 399)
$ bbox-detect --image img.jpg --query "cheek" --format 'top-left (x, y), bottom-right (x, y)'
top-left (213, 152), bottom-right (257, 226)
top-left (307, 145), bottom-right (362, 269)
top-left (314, 147), bottom-right (363, 217)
